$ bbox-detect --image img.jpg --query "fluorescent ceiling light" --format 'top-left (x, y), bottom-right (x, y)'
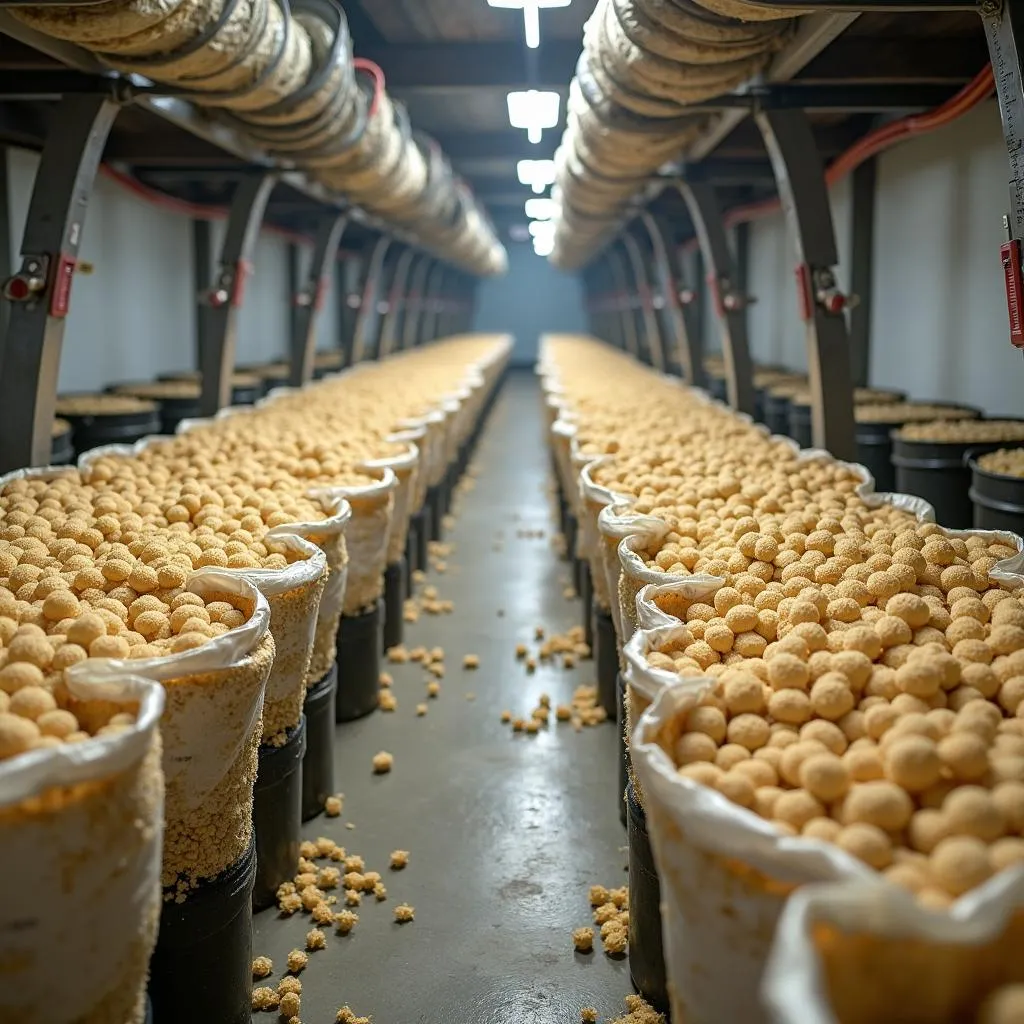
top-left (528, 220), bottom-right (556, 240)
top-left (533, 235), bottom-right (555, 257)
top-left (524, 197), bottom-right (558, 220)
top-left (507, 90), bottom-right (560, 144)
top-left (487, 0), bottom-right (572, 50)
top-left (508, 224), bottom-right (531, 242)
top-left (517, 159), bottom-right (556, 194)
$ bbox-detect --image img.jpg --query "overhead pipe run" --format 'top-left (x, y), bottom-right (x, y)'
top-left (8, 0), bottom-right (506, 276)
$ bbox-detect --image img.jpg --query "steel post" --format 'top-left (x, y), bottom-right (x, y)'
top-left (288, 212), bottom-right (348, 387)
top-left (0, 94), bottom-right (119, 472)
top-left (197, 173), bottom-right (275, 416)
top-left (606, 247), bottom-right (638, 358)
top-left (402, 255), bottom-right (432, 351)
top-left (421, 262), bottom-right (445, 344)
top-left (621, 230), bottom-right (665, 371)
top-left (676, 180), bottom-right (756, 416)
top-left (378, 247), bottom-right (416, 359)
top-left (337, 250), bottom-right (362, 366)
top-left (351, 235), bottom-right (392, 363)
top-left (755, 108), bottom-right (856, 459)
top-left (849, 158), bottom-right (876, 386)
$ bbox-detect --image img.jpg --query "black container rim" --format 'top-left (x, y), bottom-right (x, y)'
top-left (305, 661), bottom-right (338, 706)
top-left (258, 713), bottom-right (308, 779)
top-left (968, 486), bottom-right (1024, 515)
top-left (967, 448), bottom-right (1024, 481)
top-left (160, 836), bottom-right (257, 921)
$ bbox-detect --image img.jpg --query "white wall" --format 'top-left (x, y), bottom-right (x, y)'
top-left (743, 100), bottom-right (1023, 416)
top-left (7, 147), bottom-right (340, 393)
top-left (472, 241), bottom-right (587, 366)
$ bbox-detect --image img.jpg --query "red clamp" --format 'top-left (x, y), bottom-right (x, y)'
top-left (706, 271), bottom-right (724, 318)
top-left (1001, 237), bottom-right (1024, 349)
top-left (230, 259), bottom-right (252, 308)
top-left (794, 263), bottom-right (814, 322)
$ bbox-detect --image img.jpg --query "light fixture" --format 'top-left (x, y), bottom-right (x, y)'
top-left (528, 220), bottom-right (556, 241)
top-left (507, 90), bottom-right (560, 144)
top-left (532, 234), bottom-right (555, 257)
top-left (487, 0), bottom-right (572, 50)
top-left (517, 159), bottom-right (556, 194)
top-left (524, 197), bottom-right (558, 220)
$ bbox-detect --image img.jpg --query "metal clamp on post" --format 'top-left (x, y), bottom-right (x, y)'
top-left (351, 236), bottom-right (392, 363)
top-left (402, 256), bottom-right (432, 352)
top-left (675, 179), bottom-right (756, 416)
top-left (0, 94), bottom-right (120, 473)
top-left (197, 172), bottom-right (275, 416)
top-left (755, 108), bottom-right (856, 460)
top-left (288, 213), bottom-right (348, 387)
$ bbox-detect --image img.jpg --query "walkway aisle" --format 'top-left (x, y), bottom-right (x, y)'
top-left (253, 372), bottom-right (632, 1024)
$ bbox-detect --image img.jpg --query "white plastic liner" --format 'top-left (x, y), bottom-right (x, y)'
top-left (0, 670), bottom-right (165, 1024)
top-left (763, 870), bottom-right (1024, 1024)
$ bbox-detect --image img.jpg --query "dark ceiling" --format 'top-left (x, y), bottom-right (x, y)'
top-left (341, 0), bottom-right (599, 227)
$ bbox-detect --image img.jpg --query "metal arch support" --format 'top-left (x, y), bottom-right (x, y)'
top-left (755, 108), bottom-right (856, 460)
top-left (621, 230), bottom-right (665, 371)
top-left (288, 212), bottom-right (348, 387)
top-left (638, 210), bottom-right (704, 386)
top-left (337, 249), bottom-right (362, 366)
top-left (595, 256), bottom-right (623, 349)
top-left (198, 172), bottom-right (275, 416)
top-left (351, 235), bottom-right (392, 363)
top-left (0, 94), bottom-right (120, 473)
top-left (420, 261), bottom-right (446, 345)
top-left (676, 179), bottom-right (756, 417)
top-left (605, 247), bottom-right (639, 358)
top-left (402, 255), bottom-right (432, 351)
top-left (379, 247), bottom-right (417, 359)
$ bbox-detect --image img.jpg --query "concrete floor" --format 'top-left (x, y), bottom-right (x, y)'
top-left (252, 373), bottom-right (633, 1024)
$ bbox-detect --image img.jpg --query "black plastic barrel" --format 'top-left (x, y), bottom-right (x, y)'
top-left (969, 452), bottom-right (1024, 534)
top-left (626, 783), bottom-right (668, 1014)
top-left (789, 401), bottom-right (813, 450)
top-left (764, 392), bottom-right (793, 438)
top-left (893, 434), bottom-right (1013, 529)
top-left (417, 506), bottom-right (432, 571)
top-left (301, 664), bottom-right (338, 822)
top-left (231, 381), bottom-right (263, 406)
top-left (50, 421), bottom-right (74, 465)
top-left (253, 716), bottom-right (307, 911)
top-left (154, 396), bottom-right (202, 436)
top-left (754, 388), bottom-right (768, 425)
top-left (336, 599), bottom-right (383, 722)
top-left (707, 376), bottom-right (727, 403)
top-left (565, 512), bottom-right (578, 568)
top-left (594, 602), bottom-right (618, 719)
top-left (61, 405), bottom-right (162, 457)
top-left (616, 671), bottom-right (629, 829)
top-left (427, 485), bottom-right (444, 542)
top-left (580, 562), bottom-right (594, 650)
top-left (149, 839), bottom-right (256, 1024)
top-left (383, 558), bottom-right (407, 651)
top-left (859, 404), bottom-right (981, 494)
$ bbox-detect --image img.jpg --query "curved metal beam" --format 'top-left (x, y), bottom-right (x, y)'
top-left (620, 230), bottom-right (665, 371)
top-left (605, 247), bottom-right (638, 358)
top-left (402, 255), bottom-right (433, 351)
top-left (351, 235), bottom-right (392, 363)
top-left (379, 247), bottom-right (417, 359)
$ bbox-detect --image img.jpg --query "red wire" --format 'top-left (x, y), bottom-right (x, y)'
top-left (99, 164), bottom-right (314, 247)
top-left (721, 64), bottom-right (995, 230)
top-left (354, 57), bottom-right (386, 118)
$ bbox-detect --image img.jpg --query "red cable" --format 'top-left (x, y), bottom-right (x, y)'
top-left (354, 57), bottom-right (385, 118)
top-left (100, 164), bottom-right (313, 247)
top-left (721, 64), bottom-right (995, 230)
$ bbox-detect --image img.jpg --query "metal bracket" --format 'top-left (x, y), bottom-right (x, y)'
top-left (0, 94), bottom-right (120, 473)
top-left (379, 247), bottom-right (417, 359)
top-left (197, 172), bottom-right (275, 416)
top-left (755, 107), bottom-right (856, 459)
top-left (288, 212), bottom-right (348, 387)
top-left (638, 211), bottom-right (704, 388)
top-left (351, 236), bottom-right (392, 363)
top-left (675, 179), bottom-right (756, 416)
top-left (620, 231), bottom-right (665, 371)
top-left (605, 248), bottom-right (639, 358)
top-left (402, 255), bottom-right (432, 352)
